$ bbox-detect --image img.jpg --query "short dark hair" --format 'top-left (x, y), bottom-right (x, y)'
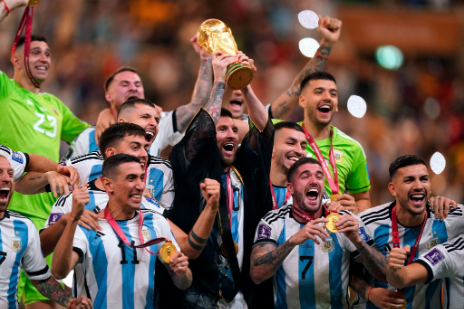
top-left (300, 71), bottom-right (337, 92)
top-left (104, 66), bottom-right (139, 92)
top-left (16, 35), bottom-right (48, 50)
top-left (102, 153), bottom-right (141, 180)
top-left (287, 157), bottom-right (322, 182)
top-left (389, 155), bottom-right (428, 180)
top-left (117, 98), bottom-right (156, 119)
top-left (220, 108), bottom-right (233, 118)
top-left (274, 121), bottom-right (305, 134)
top-left (99, 123), bottom-right (146, 159)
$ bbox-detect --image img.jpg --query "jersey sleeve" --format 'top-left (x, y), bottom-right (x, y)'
top-left (0, 70), bottom-right (14, 100)
top-left (0, 144), bottom-right (29, 181)
top-left (160, 167), bottom-right (175, 209)
top-left (414, 237), bottom-right (464, 284)
top-left (44, 194), bottom-right (72, 228)
top-left (339, 211), bottom-right (375, 254)
top-left (22, 222), bottom-right (51, 281)
top-left (345, 144), bottom-right (371, 194)
top-left (62, 128), bottom-right (93, 160)
top-left (73, 227), bottom-right (89, 265)
top-left (56, 98), bottom-right (90, 144)
top-left (444, 205), bottom-right (464, 239)
top-left (253, 210), bottom-right (283, 246)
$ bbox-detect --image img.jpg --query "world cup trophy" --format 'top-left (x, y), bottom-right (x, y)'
top-left (197, 19), bottom-right (254, 90)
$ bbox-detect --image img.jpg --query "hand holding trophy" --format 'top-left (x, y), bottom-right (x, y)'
top-left (197, 19), bottom-right (254, 90)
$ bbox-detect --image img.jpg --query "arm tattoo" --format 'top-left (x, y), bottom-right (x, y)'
top-left (355, 242), bottom-right (387, 282)
top-left (28, 176), bottom-right (42, 181)
top-left (190, 230), bottom-right (208, 243)
top-left (204, 81), bottom-right (226, 123)
top-left (349, 261), bottom-right (370, 298)
top-left (188, 233), bottom-right (206, 251)
top-left (35, 277), bottom-right (71, 307)
top-left (253, 241), bottom-right (293, 270)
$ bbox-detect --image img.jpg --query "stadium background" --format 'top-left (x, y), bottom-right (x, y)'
top-left (1, 0), bottom-right (464, 206)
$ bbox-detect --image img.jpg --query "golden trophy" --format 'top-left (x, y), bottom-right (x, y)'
top-left (197, 19), bottom-right (254, 90)
top-left (28, 0), bottom-right (42, 6)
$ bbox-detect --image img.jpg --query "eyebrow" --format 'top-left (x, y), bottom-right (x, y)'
top-left (314, 87), bottom-right (338, 93)
top-left (286, 137), bottom-right (298, 143)
top-left (129, 141), bottom-right (142, 147)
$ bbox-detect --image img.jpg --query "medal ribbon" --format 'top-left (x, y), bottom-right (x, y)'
top-left (104, 206), bottom-right (170, 255)
top-left (11, 7), bottom-right (41, 88)
top-left (292, 205), bottom-right (318, 223)
top-left (302, 125), bottom-right (339, 195)
top-left (391, 205), bottom-right (427, 293)
top-left (226, 170), bottom-right (234, 227)
top-left (270, 178), bottom-right (292, 210)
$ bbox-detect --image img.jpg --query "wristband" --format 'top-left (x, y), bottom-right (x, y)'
top-left (1, 0), bottom-right (10, 15)
top-left (70, 213), bottom-right (81, 221)
top-left (68, 299), bottom-right (76, 308)
top-left (367, 286), bottom-right (373, 301)
top-left (316, 50), bottom-right (329, 59)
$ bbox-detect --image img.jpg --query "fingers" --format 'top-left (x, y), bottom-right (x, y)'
top-left (80, 211), bottom-right (102, 231)
top-left (190, 35), bottom-right (197, 44)
top-left (78, 221), bottom-right (92, 231)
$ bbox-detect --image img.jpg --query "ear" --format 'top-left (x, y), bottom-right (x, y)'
top-left (105, 148), bottom-right (115, 158)
top-left (10, 53), bottom-right (22, 70)
top-left (118, 118), bottom-right (125, 123)
top-left (287, 182), bottom-right (294, 195)
top-left (298, 95), bottom-right (306, 109)
top-left (388, 182), bottom-right (397, 197)
top-left (102, 177), bottom-right (114, 193)
top-left (105, 92), bottom-right (112, 103)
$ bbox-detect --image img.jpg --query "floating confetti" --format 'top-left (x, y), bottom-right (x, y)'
top-left (298, 10), bottom-right (319, 29)
top-left (430, 152), bottom-right (446, 175)
top-left (347, 95), bottom-right (367, 118)
top-left (299, 38), bottom-right (319, 58)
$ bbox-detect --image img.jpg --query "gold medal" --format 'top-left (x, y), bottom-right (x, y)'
top-left (330, 193), bottom-right (341, 202)
top-left (325, 212), bottom-right (340, 233)
top-left (159, 241), bottom-right (176, 263)
top-left (399, 302), bottom-right (407, 309)
top-left (220, 241), bottom-right (238, 259)
top-left (28, 0), bottom-right (42, 6)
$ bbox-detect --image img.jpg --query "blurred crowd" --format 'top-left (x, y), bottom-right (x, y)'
top-left (1, 0), bottom-right (464, 206)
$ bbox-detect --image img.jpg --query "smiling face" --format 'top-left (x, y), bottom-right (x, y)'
top-left (216, 116), bottom-right (239, 167)
top-left (299, 79), bottom-right (338, 128)
top-left (0, 157), bottom-right (14, 213)
top-left (287, 162), bottom-right (325, 215)
top-left (14, 41), bottom-right (51, 84)
top-left (389, 164), bottom-right (431, 216)
top-left (273, 128), bottom-right (307, 173)
top-left (106, 134), bottom-right (149, 169)
top-left (118, 103), bottom-right (160, 145)
top-left (106, 162), bottom-right (145, 211)
top-left (106, 71), bottom-right (145, 110)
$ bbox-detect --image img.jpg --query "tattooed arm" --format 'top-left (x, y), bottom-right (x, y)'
top-left (270, 16), bottom-right (342, 120)
top-left (175, 36), bottom-right (213, 132)
top-left (14, 171), bottom-right (71, 197)
top-left (32, 277), bottom-right (92, 308)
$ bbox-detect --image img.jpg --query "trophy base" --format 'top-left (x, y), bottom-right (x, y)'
top-left (226, 63), bottom-right (254, 90)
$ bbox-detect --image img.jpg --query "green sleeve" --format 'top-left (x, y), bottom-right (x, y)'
top-left (0, 71), bottom-right (14, 99)
top-left (346, 145), bottom-right (371, 194)
top-left (57, 99), bottom-right (90, 143)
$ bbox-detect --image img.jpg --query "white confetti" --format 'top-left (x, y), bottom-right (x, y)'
top-left (347, 95), bottom-right (367, 118)
top-left (298, 10), bottom-right (319, 29)
top-left (299, 38), bottom-right (319, 58)
top-left (430, 152), bottom-right (446, 175)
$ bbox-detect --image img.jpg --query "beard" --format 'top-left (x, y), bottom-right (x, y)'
top-left (219, 152), bottom-right (236, 167)
top-left (293, 190), bottom-right (322, 215)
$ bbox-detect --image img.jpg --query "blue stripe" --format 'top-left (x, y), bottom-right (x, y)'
top-left (89, 164), bottom-right (103, 181)
top-left (299, 223), bottom-right (315, 308)
top-left (328, 234), bottom-right (344, 308)
top-left (88, 129), bottom-right (99, 153)
top-left (402, 226), bottom-right (421, 309)
top-left (85, 191), bottom-right (96, 211)
top-left (142, 212), bottom-right (157, 309)
top-left (7, 220), bottom-right (28, 309)
top-left (118, 221), bottom-right (136, 309)
top-left (431, 219), bottom-right (448, 244)
top-left (275, 225), bottom-right (287, 309)
top-left (84, 227), bottom-right (108, 308)
top-left (147, 168), bottom-right (164, 201)
top-left (273, 186), bottom-right (287, 209)
top-left (424, 279), bottom-right (440, 309)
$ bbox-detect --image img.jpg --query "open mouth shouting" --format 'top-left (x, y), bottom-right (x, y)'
top-left (229, 99), bottom-right (243, 113)
top-left (317, 102), bottom-right (332, 116)
top-left (409, 191), bottom-right (426, 208)
top-left (222, 143), bottom-right (235, 155)
top-left (0, 187), bottom-right (11, 205)
top-left (145, 131), bottom-right (155, 143)
top-left (305, 186), bottom-right (321, 206)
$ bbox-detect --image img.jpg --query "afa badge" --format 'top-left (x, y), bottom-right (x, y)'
top-left (11, 152), bottom-right (23, 164)
top-left (142, 226), bottom-right (152, 242)
top-left (11, 237), bottom-right (22, 252)
top-left (321, 237), bottom-right (334, 253)
top-left (146, 184), bottom-right (155, 199)
top-left (427, 236), bottom-right (440, 249)
top-left (334, 150), bottom-right (343, 163)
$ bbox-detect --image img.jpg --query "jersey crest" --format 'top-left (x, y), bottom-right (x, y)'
top-left (321, 237), bottom-right (334, 253)
top-left (11, 236), bottom-right (22, 252)
top-left (142, 226), bottom-right (152, 242)
top-left (427, 236), bottom-right (440, 249)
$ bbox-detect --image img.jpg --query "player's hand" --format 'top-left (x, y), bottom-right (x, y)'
top-left (95, 108), bottom-right (116, 145)
top-left (69, 295), bottom-right (93, 309)
top-left (289, 218), bottom-right (330, 245)
top-left (45, 171), bottom-right (71, 197)
top-left (317, 15), bottom-right (342, 46)
top-left (169, 251), bottom-right (189, 277)
top-left (367, 287), bottom-right (406, 309)
top-left (387, 246), bottom-right (410, 272)
top-left (57, 165), bottom-right (81, 188)
top-left (191, 35), bottom-right (211, 60)
top-left (77, 209), bottom-right (102, 231)
top-left (200, 178), bottom-right (220, 211)
top-left (333, 194), bottom-right (358, 214)
top-left (336, 213), bottom-right (359, 242)
top-left (211, 51), bottom-right (238, 82)
top-left (236, 51), bottom-right (257, 72)
top-left (324, 200), bottom-right (343, 213)
top-left (143, 187), bottom-right (154, 198)
top-left (430, 195), bottom-right (457, 221)
top-left (71, 183), bottom-right (89, 219)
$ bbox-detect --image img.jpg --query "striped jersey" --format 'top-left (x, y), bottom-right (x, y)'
top-left (415, 235), bottom-right (464, 309)
top-left (0, 144), bottom-right (28, 181)
top-left (62, 127), bottom-right (99, 160)
top-left (0, 210), bottom-right (51, 309)
top-left (64, 152), bottom-right (175, 208)
top-left (272, 185), bottom-right (330, 209)
top-left (72, 209), bottom-right (179, 309)
top-left (358, 202), bottom-right (464, 309)
top-left (254, 205), bottom-right (365, 309)
top-left (149, 110), bottom-right (183, 157)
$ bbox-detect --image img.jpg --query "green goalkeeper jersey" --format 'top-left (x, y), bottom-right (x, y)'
top-left (0, 70), bottom-right (90, 220)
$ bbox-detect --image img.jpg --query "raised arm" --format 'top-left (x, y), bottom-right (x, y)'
top-left (0, 0), bottom-right (27, 23)
top-left (175, 36), bottom-right (213, 132)
top-left (270, 15), bottom-right (341, 120)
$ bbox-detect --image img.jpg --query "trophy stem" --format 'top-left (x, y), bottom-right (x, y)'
top-left (226, 62), bottom-right (254, 90)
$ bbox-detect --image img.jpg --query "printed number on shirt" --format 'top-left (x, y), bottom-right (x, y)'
top-left (33, 111), bottom-right (57, 138)
top-left (300, 255), bottom-right (313, 280)
top-left (118, 240), bottom-right (140, 265)
top-left (0, 251), bottom-right (6, 265)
